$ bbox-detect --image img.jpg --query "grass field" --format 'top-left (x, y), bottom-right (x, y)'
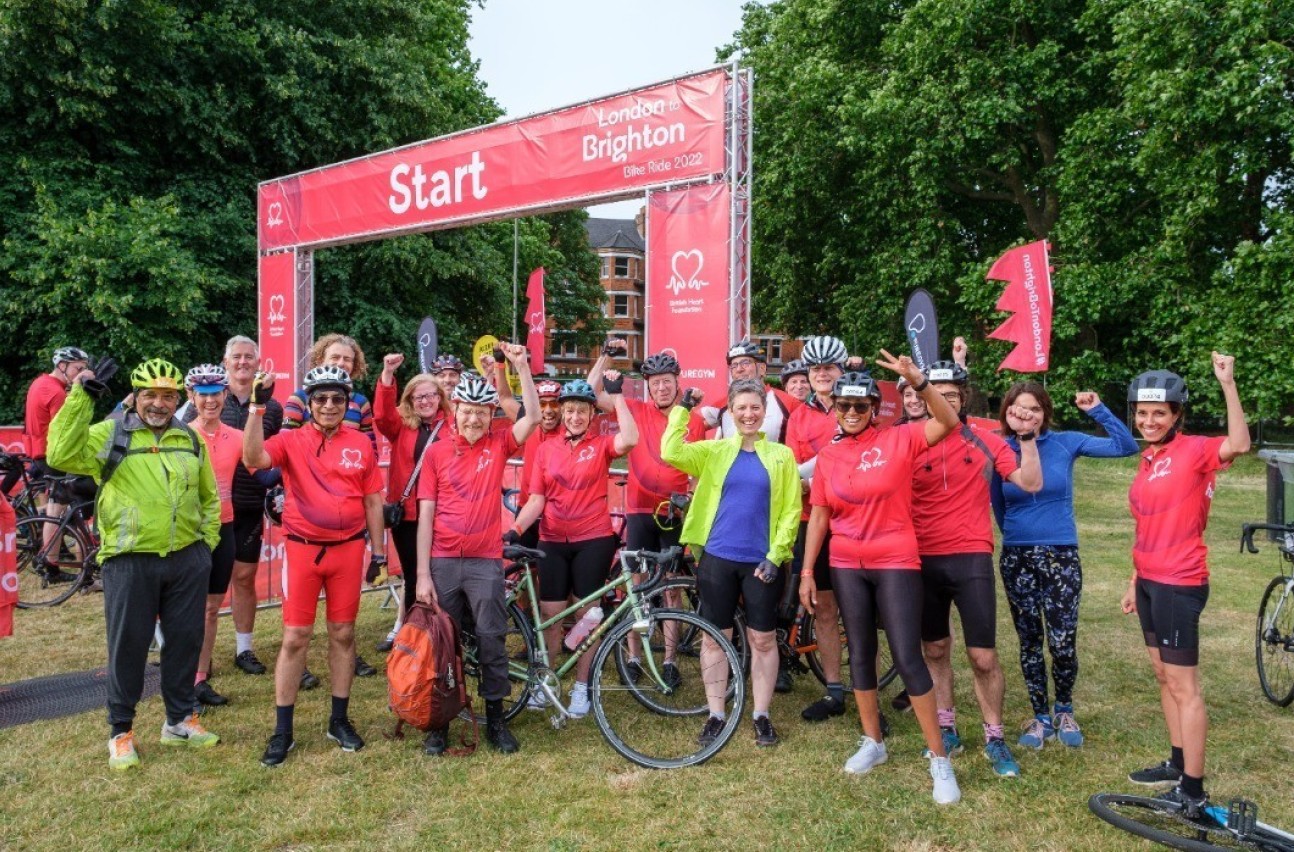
top-left (2, 454), bottom-right (1292, 851)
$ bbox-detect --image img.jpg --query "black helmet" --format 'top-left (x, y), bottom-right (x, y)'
top-left (1128, 370), bottom-right (1188, 405)
top-left (833, 371), bottom-right (881, 402)
top-left (924, 360), bottom-right (968, 386)
top-left (725, 339), bottom-right (765, 364)
top-left (802, 335), bottom-right (848, 367)
top-left (781, 359), bottom-right (808, 379)
top-left (641, 352), bottom-right (680, 377)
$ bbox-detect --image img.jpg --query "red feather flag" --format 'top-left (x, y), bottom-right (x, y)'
top-left (0, 498), bottom-right (17, 638)
top-left (525, 267), bottom-right (546, 375)
top-left (986, 240), bottom-right (1054, 373)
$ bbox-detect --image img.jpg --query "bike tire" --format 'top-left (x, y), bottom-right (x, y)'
top-left (14, 514), bottom-right (91, 608)
top-left (1088, 793), bottom-right (1279, 852)
top-left (801, 611), bottom-right (896, 691)
top-left (1256, 576), bottom-right (1294, 707)
top-left (459, 601), bottom-right (536, 723)
top-left (639, 577), bottom-right (750, 674)
top-left (591, 610), bottom-right (745, 769)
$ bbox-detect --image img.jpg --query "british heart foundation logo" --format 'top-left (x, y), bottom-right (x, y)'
top-left (268, 294), bottom-right (287, 326)
top-left (667, 250), bottom-right (708, 296)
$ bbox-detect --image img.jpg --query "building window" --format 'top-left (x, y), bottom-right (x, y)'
top-left (613, 293), bottom-right (630, 317)
top-left (757, 337), bottom-right (783, 365)
top-left (556, 337), bottom-right (578, 359)
top-left (600, 257), bottom-right (610, 279)
top-left (614, 257), bottom-right (631, 278)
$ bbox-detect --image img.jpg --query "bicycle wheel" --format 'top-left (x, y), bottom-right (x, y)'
top-left (459, 602), bottom-right (536, 723)
top-left (1256, 576), bottom-right (1294, 707)
top-left (591, 611), bottom-right (745, 769)
top-left (801, 611), bottom-right (896, 691)
top-left (639, 577), bottom-right (750, 674)
top-left (1089, 793), bottom-right (1285, 852)
top-left (14, 515), bottom-right (90, 608)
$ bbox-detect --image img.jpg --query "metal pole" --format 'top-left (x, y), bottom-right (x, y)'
top-left (512, 220), bottom-right (520, 342)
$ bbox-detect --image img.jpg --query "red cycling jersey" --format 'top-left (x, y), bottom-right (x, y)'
top-left (1129, 434), bottom-right (1229, 586)
top-left (195, 421), bottom-right (243, 524)
top-left (623, 398), bottom-right (705, 514)
top-left (264, 425), bottom-right (383, 541)
top-left (373, 380), bottom-right (450, 521)
top-left (24, 374), bottom-right (68, 458)
top-left (531, 431), bottom-right (623, 542)
top-left (518, 424), bottom-right (564, 505)
top-left (419, 428), bottom-right (521, 558)
top-left (810, 422), bottom-right (928, 570)
top-left (786, 396), bottom-right (840, 521)
top-left (911, 422), bottom-right (1019, 555)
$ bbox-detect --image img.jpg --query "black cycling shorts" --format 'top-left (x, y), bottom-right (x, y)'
top-left (231, 505), bottom-right (265, 564)
top-left (625, 512), bottom-right (683, 553)
top-left (919, 553), bottom-right (997, 648)
top-left (696, 552), bottom-right (784, 633)
top-left (793, 520), bottom-right (832, 592)
top-left (1136, 578), bottom-right (1209, 667)
top-left (538, 535), bottom-right (619, 603)
top-left (208, 522), bottom-right (236, 595)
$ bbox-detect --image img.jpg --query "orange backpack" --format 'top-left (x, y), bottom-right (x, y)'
top-left (386, 601), bottom-right (477, 753)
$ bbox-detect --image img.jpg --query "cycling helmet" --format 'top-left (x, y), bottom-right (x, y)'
top-left (924, 360), bottom-right (969, 386)
top-left (130, 358), bottom-right (184, 391)
top-left (641, 352), bottom-right (681, 376)
top-left (725, 339), bottom-right (765, 364)
top-left (781, 359), bottom-right (808, 379)
top-left (536, 379), bottom-right (562, 399)
top-left (430, 354), bottom-right (465, 374)
top-left (52, 346), bottom-right (91, 367)
top-left (185, 363), bottom-right (229, 392)
top-left (833, 371), bottom-right (881, 402)
top-left (558, 379), bottom-right (598, 405)
top-left (302, 364), bottom-right (353, 396)
top-left (801, 335), bottom-right (848, 367)
top-left (451, 372), bottom-right (499, 406)
top-left (264, 484), bottom-right (284, 526)
top-left (896, 376), bottom-right (909, 391)
top-left (1128, 370), bottom-right (1188, 405)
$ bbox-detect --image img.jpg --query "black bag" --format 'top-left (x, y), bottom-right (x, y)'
top-left (383, 501), bottom-right (405, 528)
top-left (383, 420), bottom-right (441, 528)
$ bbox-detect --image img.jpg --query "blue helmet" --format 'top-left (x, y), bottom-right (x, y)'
top-left (558, 379), bottom-right (598, 404)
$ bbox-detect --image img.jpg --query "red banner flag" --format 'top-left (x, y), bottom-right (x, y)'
top-left (525, 267), bottom-right (546, 375)
top-left (986, 240), bottom-right (1054, 372)
top-left (0, 498), bottom-right (17, 638)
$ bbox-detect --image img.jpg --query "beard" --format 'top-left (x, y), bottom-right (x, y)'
top-left (141, 407), bottom-right (173, 428)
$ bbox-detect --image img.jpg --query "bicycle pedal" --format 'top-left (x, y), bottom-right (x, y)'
top-left (1227, 799), bottom-right (1257, 836)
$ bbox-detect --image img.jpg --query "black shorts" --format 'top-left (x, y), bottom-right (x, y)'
top-left (696, 552), bottom-right (784, 633)
top-left (231, 505), bottom-right (265, 564)
top-left (538, 535), bottom-right (619, 603)
top-left (209, 523), bottom-right (236, 595)
top-left (1136, 578), bottom-right (1209, 666)
top-left (625, 512), bottom-right (683, 553)
top-left (919, 553), bottom-right (997, 648)
top-left (793, 520), bottom-right (832, 592)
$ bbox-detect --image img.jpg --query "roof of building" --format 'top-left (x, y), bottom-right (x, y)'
top-left (585, 218), bottom-right (645, 252)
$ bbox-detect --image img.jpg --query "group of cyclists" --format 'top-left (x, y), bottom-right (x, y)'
top-left (18, 329), bottom-right (1250, 813)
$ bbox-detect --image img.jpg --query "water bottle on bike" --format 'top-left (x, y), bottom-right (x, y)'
top-left (565, 606), bottom-right (603, 650)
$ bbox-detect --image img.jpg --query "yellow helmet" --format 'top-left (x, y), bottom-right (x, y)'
top-left (130, 358), bottom-right (184, 391)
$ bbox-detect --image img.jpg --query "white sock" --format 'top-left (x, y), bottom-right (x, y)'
top-left (710, 711), bottom-right (726, 721)
top-left (235, 632), bottom-right (254, 654)
top-left (753, 711), bottom-right (769, 721)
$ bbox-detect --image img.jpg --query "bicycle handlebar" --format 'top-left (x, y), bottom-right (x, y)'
top-left (1240, 522), bottom-right (1294, 554)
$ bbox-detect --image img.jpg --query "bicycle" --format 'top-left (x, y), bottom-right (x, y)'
top-left (458, 543), bottom-right (746, 769)
top-left (13, 480), bottom-right (101, 608)
top-left (1240, 522), bottom-right (1294, 706)
top-left (1, 452), bottom-right (53, 522)
top-left (1090, 792), bottom-right (1294, 851)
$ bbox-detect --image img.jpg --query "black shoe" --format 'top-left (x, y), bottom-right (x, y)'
top-left (422, 727), bottom-right (449, 756)
top-left (774, 668), bottom-right (794, 694)
top-left (299, 669), bottom-right (320, 690)
top-left (698, 715), bottom-right (725, 747)
top-left (234, 650), bottom-right (267, 675)
top-left (195, 680), bottom-right (229, 707)
top-left (623, 659), bottom-right (643, 684)
top-left (1158, 785), bottom-right (1208, 819)
top-left (326, 717), bottom-right (364, 752)
top-left (754, 716), bottom-right (779, 747)
top-left (376, 635), bottom-right (395, 653)
top-left (354, 656), bottom-right (377, 678)
top-left (42, 565), bottom-right (77, 584)
top-left (801, 694), bottom-right (846, 722)
top-left (661, 662), bottom-right (683, 690)
top-left (890, 689), bottom-right (912, 713)
top-left (483, 704), bottom-right (519, 754)
top-left (1129, 760), bottom-right (1183, 787)
top-left (261, 732), bottom-right (295, 767)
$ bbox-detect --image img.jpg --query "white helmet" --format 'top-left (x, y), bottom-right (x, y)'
top-left (302, 364), bottom-right (353, 396)
top-left (801, 335), bottom-right (848, 367)
top-left (52, 346), bottom-right (91, 367)
top-left (452, 373), bottom-right (499, 406)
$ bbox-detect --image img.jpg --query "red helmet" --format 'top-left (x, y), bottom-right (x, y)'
top-left (536, 380), bottom-right (562, 399)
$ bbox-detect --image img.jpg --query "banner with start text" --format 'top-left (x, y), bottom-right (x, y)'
top-left (646, 183), bottom-right (732, 406)
top-left (258, 70), bottom-right (728, 251)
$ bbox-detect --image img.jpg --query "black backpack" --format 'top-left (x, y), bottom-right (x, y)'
top-left (99, 416), bottom-right (203, 485)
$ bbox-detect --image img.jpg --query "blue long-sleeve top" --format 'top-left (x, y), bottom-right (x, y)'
top-left (991, 403), bottom-right (1138, 546)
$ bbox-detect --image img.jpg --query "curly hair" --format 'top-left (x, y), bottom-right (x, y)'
top-left (397, 374), bottom-right (442, 430)
top-left (307, 333), bottom-right (368, 381)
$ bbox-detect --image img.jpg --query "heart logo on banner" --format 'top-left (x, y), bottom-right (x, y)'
top-left (529, 310), bottom-right (545, 335)
top-left (668, 250), bottom-right (705, 296)
top-left (268, 294), bottom-right (286, 324)
top-left (419, 333), bottom-right (431, 348)
top-left (908, 313), bottom-right (926, 334)
top-left (267, 202), bottom-right (284, 227)
top-left (340, 448), bottom-right (363, 469)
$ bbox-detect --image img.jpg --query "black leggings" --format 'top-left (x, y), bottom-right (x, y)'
top-left (392, 520), bottom-right (420, 611)
top-left (832, 566), bottom-right (932, 694)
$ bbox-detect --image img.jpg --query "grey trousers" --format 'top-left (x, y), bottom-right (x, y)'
top-left (102, 541), bottom-right (211, 728)
top-left (430, 557), bottom-right (510, 701)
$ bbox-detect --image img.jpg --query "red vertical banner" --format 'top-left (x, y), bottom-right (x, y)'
top-left (258, 250), bottom-right (297, 404)
top-left (646, 183), bottom-right (732, 407)
top-left (525, 267), bottom-right (546, 375)
top-left (986, 240), bottom-right (1053, 373)
top-left (0, 498), bottom-right (16, 638)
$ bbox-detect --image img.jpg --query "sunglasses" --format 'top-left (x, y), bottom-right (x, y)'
top-left (310, 392), bottom-right (348, 408)
top-left (835, 400), bottom-right (873, 415)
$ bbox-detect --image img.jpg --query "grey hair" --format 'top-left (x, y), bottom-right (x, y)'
top-left (224, 335), bottom-right (258, 358)
top-left (727, 378), bottom-right (767, 408)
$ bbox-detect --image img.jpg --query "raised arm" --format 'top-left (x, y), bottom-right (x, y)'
top-left (876, 349), bottom-right (957, 446)
top-left (1212, 351), bottom-right (1251, 463)
top-left (605, 370), bottom-right (639, 456)
top-left (241, 372), bottom-right (276, 470)
top-left (660, 393), bottom-right (712, 477)
top-left (503, 343), bottom-right (539, 445)
top-left (373, 353), bottom-right (404, 441)
top-left (1003, 403), bottom-right (1043, 493)
top-left (1073, 392), bottom-right (1139, 457)
top-left (587, 338), bottom-right (627, 413)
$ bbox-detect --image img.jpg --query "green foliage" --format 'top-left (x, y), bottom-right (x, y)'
top-left (0, 0), bottom-right (603, 418)
top-left (725, 0), bottom-right (1294, 423)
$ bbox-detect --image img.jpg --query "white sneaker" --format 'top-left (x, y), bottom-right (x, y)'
top-left (929, 755), bottom-right (962, 805)
top-left (527, 689), bottom-right (549, 710)
top-left (568, 683), bottom-right (591, 718)
top-left (843, 736), bottom-right (888, 775)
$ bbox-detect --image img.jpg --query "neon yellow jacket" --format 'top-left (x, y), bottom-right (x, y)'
top-left (661, 405), bottom-right (800, 565)
top-left (47, 383), bottom-right (221, 560)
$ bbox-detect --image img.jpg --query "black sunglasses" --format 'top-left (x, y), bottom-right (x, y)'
top-left (835, 400), bottom-right (873, 414)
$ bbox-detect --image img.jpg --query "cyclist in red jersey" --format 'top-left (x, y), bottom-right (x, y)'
top-left (800, 355), bottom-right (963, 805)
top-left (185, 364), bottom-right (243, 710)
top-left (429, 354), bottom-right (466, 399)
top-left (1120, 354), bottom-right (1250, 815)
top-left (911, 360), bottom-right (1041, 778)
top-left (243, 365), bottom-right (387, 767)
top-left (781, 359), bottom-right (810, 403)
top-left (512, 379), bottom-right (565, 549)
top-left (510, 376), bottom-right (639, 719)
top-left (701, 339), bottom-right (801, 443)
top-left (372, 354), bottom-right (453, 652)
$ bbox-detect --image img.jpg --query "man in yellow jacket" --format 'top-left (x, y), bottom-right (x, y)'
top-left (49, 357), bottom-right (222, 770)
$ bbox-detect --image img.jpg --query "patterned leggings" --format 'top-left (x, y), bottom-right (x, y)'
top-left (999, 545), bottom-right (1082, 716)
